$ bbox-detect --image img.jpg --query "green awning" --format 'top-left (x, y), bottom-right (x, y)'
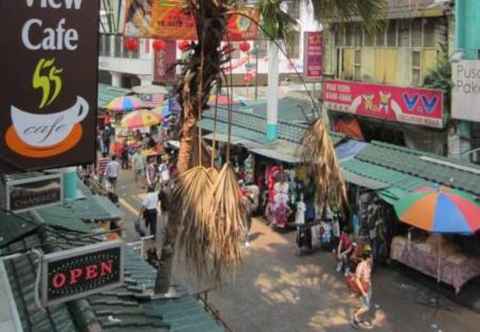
top-left (97, 83), bottom-right (131, 109)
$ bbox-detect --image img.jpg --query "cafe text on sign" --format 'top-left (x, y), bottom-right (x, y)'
top-left (41, 241), bottom-right (124, 307)
top-left (0, 0), bottom-right (99, 172)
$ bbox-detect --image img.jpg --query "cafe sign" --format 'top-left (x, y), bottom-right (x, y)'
top-left (0, 0), bottom-right (99, 172)
top-left (41, 240), bottom-right (124, 307)
top-left (5, 173), bottom-right (63, 213)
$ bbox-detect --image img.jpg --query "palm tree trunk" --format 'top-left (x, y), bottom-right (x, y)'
top-left (155, 0), bottom-right (227, 294)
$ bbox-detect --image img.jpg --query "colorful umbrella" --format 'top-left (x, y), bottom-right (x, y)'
top-left (107, 96), bottom-right (144, 112)
top-left (394, 186), bottom-right (480, 234)
top-left (120, 110), bottom-right (162, 129)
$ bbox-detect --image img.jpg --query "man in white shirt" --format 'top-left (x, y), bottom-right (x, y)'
top-left (132, 149), bottom-right (146, 187)
top-left (141, 187), bottom-right (159, 238)
top-left (105, 155), bottom-right (121, 192)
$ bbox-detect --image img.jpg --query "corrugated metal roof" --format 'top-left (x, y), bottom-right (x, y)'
top-left (98, 84), bottom-right (131, 109)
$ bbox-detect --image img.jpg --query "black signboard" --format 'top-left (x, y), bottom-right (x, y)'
top-left (7, 174), bottom-right (63, 212)
top-left (0, 0), bottom-right (100, 172)
top-left (41, 241), bottom-right (124, 307)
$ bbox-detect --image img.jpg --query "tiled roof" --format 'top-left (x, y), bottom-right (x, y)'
top-left (0, 211), bottom-right (39, 248)
top-left (356, 141), bottom-right (480, 196)
top-left (98, 84), bottom-right (131, 109)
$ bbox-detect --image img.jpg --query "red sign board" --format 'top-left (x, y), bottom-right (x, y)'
top-left (153, 40), bottom-right (176, 84)
top-left (323, 80), bottom-right (444, 128)
top-left (304, 32), bottom-right (323, 78)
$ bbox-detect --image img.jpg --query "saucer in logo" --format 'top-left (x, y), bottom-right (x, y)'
top-left (5, 124), bottom-right (82, 158)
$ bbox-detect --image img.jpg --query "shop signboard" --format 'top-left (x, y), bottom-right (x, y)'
top-left (124, 0), bottom-right (259, 41)
top-left (0, 0), bottom-right (99, 173)
top-left (41, 240), bottom-right (124, 307)
top-left (4, 173), bottom-right (63, 213)
top-left (153, 40), bottom-right (177, 84)
top-left (452, 60), bottom-right (480, 122)
top-left (303, 32), bottom-right (323, 78)
top-left (323, 80), bottom-right (444, 128)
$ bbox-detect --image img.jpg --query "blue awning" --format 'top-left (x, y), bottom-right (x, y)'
top-left (336, 140), bottom-right (368, 161)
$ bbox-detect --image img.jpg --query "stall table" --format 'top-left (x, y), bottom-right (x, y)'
top-left (391, 236), bottom-right (480, 294)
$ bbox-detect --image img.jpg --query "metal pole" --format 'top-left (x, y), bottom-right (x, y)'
top-left (254, 41), bottom-right (259, 100)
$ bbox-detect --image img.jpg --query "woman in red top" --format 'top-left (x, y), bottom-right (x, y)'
top-left (336, 229), bottom-right (355, 275)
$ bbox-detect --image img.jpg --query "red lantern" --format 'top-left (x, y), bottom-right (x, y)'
top-left (178, 40), bottom-right (190, 52)
top-left (239, 41), bottom-right (251, 53)
top-left (125, 37), bottom-right (139, 51)
top-left (153, 39), bottom-right (166, 52)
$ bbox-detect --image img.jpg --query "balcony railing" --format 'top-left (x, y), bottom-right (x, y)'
top-left (99, 33), bottom-right (153, 59)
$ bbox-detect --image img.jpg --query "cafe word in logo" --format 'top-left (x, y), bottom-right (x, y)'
top-left (5, 0), bottom-right (90, 159)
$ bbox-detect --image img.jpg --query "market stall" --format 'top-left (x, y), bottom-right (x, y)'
top-left (392, 187), bottom-right (480, 294)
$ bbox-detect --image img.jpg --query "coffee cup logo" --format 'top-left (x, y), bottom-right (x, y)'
top-left (6, 57), bottom-right (90, 157)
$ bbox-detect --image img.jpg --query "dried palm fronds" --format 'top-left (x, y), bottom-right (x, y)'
top-left (173, 166), bottom-right (216, 279)
top-left (207, 163), bottom-right (246, 284)
top-left (302, 119), bottom-right (347, 213)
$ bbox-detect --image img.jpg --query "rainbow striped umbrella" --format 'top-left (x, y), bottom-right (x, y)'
top-left (394, 186), bottom-right (480, 234)
top-left (120, 110), bottom-right (162, 129)
top-left (107, 96), bottom-right (144, 112)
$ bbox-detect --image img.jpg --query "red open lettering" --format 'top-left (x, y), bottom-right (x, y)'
top-left (85, 264), bottom-right (98, 280)
top-left (52, 273), bottom-right (66, 288)
top-left (100, 260), bottom-right (113, 276)
top-left (70, 268), bottom-right (83, 285)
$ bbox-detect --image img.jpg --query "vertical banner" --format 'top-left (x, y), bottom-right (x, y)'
top-left (153, 40), bottom-right (177, 84)
top-left (0, 0), bottom-right (99, 172)
top-left (304, 31), bottom-right (323, 78)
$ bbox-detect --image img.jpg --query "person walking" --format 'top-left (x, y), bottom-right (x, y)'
top-left (105, 155), bottom-right (121, 193)
top-left (141, 186), bottom-right (159, 239)
top-left (96, 152), bottom-right (110, 186)
top-left (146, 157), bottom-right (158, 191)
top-left (102, 126), bottom-right (111, 155)
top-left (121, 141), bottom-right (129, 169)
top-left (132, 149), bottom-right (146, 187)
top-left (352, 247), bottom-right (373, 329)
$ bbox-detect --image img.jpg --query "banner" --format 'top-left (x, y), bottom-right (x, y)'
top-left (0, 0), bottom-right (99, 172)
top-left (125, 0), bottom-right (259, 41)
top-left (153, 40), bottom-right (177, 83)
top-left (452, 60), bottom-right (480, 122)
top-left (323, 80), bottom-right (444, 128)
top-left (41, 241), bottom-right (124, 307)
top-left (304, 32), bottom-right (323, 78)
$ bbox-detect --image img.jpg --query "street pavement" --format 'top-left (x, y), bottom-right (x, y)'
top-left (115, 168), bottom-right (480, 332)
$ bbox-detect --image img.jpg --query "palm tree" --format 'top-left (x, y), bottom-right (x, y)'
top-left (155, 0), bottom-right (385, 293)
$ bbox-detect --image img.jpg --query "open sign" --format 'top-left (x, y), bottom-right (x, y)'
top-left (41, 240), bottom-right (124, 307)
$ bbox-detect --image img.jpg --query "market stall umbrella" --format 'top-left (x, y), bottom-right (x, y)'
top-left (107, 96), bottom-right (144, 112)
top-left (120, 110), bottom-right (162, 129)
top-left (394, 187), bottom-right (480, 234)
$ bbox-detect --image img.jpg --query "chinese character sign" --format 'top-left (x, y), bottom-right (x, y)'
top-left (304, 32), bottom-right (323, 78)
top-left (0, 0), bottom-right (99, 172)
top-left (323, 80), bottom-right (444, 128)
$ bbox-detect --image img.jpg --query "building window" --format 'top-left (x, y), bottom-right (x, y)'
top-left (423, 19), bottom-right (436, 47)
top-left (345, 24), bottom-right (353, 47)
top-left (285, 0), bottom-right (300, 19)
top-left (354, 49), bottom-right (362, 80)
top-left (364, 30), bottom-right (375, 47)
top-left (398, 19), bottom-right (411, 47)
top-left (255, 38), bottom-right (268, 58)
top-left (387, 21), bottom-right (397, 47)
top-left (354, 24), bottom-right (363, 47)
top-left (412, 50), bottom-right (422, 85)
top-left (412, 19), bottom-right (422, 47)
top-left (286, 31), bottom-right (300, 59)
top-left (376, 26), bottom-right (385, 47)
